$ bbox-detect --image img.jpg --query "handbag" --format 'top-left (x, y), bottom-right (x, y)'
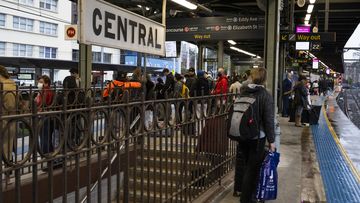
top-left (256, 151), bottom-right (280, 200)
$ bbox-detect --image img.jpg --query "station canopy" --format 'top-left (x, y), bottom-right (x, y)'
top-left (295, 0), bottom-right (360, 73)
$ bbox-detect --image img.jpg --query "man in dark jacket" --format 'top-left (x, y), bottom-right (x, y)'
top-left (161, 68), bottom-right (175, 98)
top-left (186, 67), bottom-right (197, 97)
top-left (155, 77), bottom-right (165, 99)
top-left (193, 70), bottom-right (210, 96)
top-left (293, 75), bottom-right (309, 127)
top-left (282, 73), bottom-right (293, 117)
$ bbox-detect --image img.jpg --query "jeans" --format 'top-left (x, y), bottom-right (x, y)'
top-left (238, 138), bottom-right (266, 203)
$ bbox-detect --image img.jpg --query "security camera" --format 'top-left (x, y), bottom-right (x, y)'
top-left (169, 9), bottom-right (178, 17)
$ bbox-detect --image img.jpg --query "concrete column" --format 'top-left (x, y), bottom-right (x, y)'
top-left (217, 41), bottom-right (224, 69)
top-left (79, 44), bottom-right (92, 88)
top-left (197, 45), bottom-right (204, 70)
top-left (325, 0), bottom-right (329, 32)
top-left (264, 0), bottom-right (280, 110)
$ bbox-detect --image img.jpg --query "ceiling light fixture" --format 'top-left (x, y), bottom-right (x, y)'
top-left (307, 4), bottom-right (314, 13)
top-left (309, 0), bottom-right (316, 3)
top-left (171, 0), bottom-right (198, 10)
top-left (256, 56), bottom-right (261, 59)
top-left (145, 7), bottom-right (150, 11)
top-left (305, 14), bottom-right (311, 21)
top-left (227, 40), bottom-right (237, 45)
top-left (137, 5), bottom-right (142, 8)
top-left (230, 46), bottom-right (256, 57)
top-left (304, 20), bottom-right (309, 25)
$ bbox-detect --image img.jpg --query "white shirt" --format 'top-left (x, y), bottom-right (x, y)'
top-left (229, 81), bottom-right (242, 94)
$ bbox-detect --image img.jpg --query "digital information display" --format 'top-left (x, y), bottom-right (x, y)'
top-left (312, 59), bottom-right (319, 69)
top-left (296, 42), bottom-right (310, 50)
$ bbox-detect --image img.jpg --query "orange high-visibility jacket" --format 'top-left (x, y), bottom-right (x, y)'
top-left (103, 80), bottom-right (141, 98)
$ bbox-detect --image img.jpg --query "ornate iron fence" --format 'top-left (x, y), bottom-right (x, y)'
top-left (0, 85), bottom-right (237, 203)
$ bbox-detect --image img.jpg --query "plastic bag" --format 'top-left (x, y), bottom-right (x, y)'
top-left (256, 151), bottom-right (280, 200)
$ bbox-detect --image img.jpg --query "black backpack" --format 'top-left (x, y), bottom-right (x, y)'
top-left (228, 93), bottom-right (261, 141)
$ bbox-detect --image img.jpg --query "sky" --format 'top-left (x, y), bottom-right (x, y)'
top-left (344, 23), bottom-right (360, 60)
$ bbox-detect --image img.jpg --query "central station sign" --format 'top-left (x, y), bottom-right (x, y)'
top-left (166, 16), bottom-right (265, 41)
top-left (79, 0), bottom-right (165, 56)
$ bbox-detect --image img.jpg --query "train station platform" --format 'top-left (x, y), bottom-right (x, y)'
top-left (204, 94), bottom-right (360, 203)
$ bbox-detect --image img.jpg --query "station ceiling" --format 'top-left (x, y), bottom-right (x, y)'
top-left (71, 0), bottom-right (360, 72)
top-left (294, 0), bottom-right (360, 73)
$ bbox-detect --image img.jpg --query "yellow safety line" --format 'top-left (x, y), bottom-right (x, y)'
top-left (322, 104), bottom-right (360, 183)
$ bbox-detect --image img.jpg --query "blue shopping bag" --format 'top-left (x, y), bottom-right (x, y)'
top-left (255, 151), bottom-right (280, 200)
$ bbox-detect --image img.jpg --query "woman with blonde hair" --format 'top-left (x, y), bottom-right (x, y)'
top-left (236, 67), bottom-right (276, 203)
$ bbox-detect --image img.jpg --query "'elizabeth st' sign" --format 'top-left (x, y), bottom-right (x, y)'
top-left (79, 0), bottom-right (165, 56)
top-left (166, 16), bottom-right (265, 41)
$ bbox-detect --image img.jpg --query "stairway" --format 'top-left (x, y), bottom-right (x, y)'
top-left (119, 135), bottom-right (212, 203)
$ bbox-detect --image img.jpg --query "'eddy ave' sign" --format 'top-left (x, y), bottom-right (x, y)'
top-left (79, 0), bottom-right (165, 56)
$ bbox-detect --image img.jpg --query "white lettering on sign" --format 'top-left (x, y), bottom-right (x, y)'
top-left (79, 0), bottom-right (165, 56)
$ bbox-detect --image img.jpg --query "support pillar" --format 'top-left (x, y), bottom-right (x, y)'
top-left (325, 0), bottom-right (329, 32)
top-left (217, 41), bottom-right (224, 69)
top-left (79, 44), bottom-right (92, 88)
top-left (197, 45), bottom-right (204, 70)
top-left (264, 0), bottom-right (281, 110)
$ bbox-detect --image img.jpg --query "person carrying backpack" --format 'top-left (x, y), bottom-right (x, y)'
top-left (228, 67), bottom-right (276, 203)
top-left (102, 72), bottom-right (141, 101)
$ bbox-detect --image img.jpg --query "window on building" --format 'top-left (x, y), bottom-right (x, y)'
top-left (72, 49), bottom-right (79, 61)
top-left (0, 14), bottom-right (5, 27)
top-left (13, 43), bottom-right (33, 57)
top-left (40, 0), bottom-right (58, 12)
top-left (39, 46), bottom-right (57, 59)
top-left (0, 42), bottom-right (5, 56)
top-left (92, 52), bottom-right (101, 63)
top-left (13, 16), bottom-right (34, 32)
top-left (103, 53), bottom-right (112, 63)
top-left (19, 0), bottom-right (34, 5)
top-left (40, 21), bottom-right (57, 36)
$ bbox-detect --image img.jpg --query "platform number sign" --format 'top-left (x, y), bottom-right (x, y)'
top-left (65, 25), bottom-right (78, 40)
top-left (311, 42), bottom-right (321, 51)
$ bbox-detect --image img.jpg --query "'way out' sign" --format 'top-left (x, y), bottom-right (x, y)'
top-left (79, 0), bottom-right (165, 56)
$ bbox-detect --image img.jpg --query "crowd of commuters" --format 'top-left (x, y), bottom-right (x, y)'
top-left (1, 64), bottom-right (279, 203)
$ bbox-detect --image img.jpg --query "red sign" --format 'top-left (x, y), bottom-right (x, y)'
top-left (67, 27), bottom-right (76, 38)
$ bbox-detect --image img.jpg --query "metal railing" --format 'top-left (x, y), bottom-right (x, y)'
top-left (0, 86), bottom-right (237, 203)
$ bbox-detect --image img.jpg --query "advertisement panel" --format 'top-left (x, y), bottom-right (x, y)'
top-left (79, 0), bottom-right (165, 56)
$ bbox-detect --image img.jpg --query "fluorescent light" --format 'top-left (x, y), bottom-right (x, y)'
top-left (227, 40), bottom-right (237, 45)
top-left (305, 14), bottom-right (311, 21)
top-left (230, 46), bottom-right (256, 57)
top-left (171, 0), bottom-right (198, 10)
top-left (253, 65), bottom-right (259, 68)
top-left (304, 20), bottom-right (309, 25)
top-left (145, 7), bottom-right (150, 11)
top-left (307, 4), bottom-right (314, 13)
top-left (137, 5), bottom-right (142, 8)
top-left (256, 56), bottom-right (261, 59)
top-left (309, 0), bottom-right (316, 3)
top-left (154, 10), bottom-right (158, 14)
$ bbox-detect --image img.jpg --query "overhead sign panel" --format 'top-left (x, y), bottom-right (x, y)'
top-left (79, 0), bottom-right (165, 56)
top-left (280, 32), bottom-right (336, 42)
top-left (166, 16), bottom-right (265, 41)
